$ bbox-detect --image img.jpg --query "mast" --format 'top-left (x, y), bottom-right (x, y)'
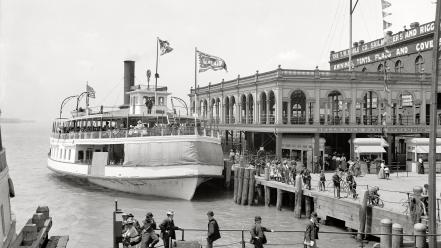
top-left (194, 47), bottom-right (198, 133)
top-left (155, 37), bottom-right (159, 114)
top-left (428, 0), bottom-right (441, 246)
top-left (348, 0), bottom-right (359, 71)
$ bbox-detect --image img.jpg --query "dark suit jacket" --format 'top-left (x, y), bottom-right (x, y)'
top-left (304, 220), bottom-right (318, 242)
top-left (159, 218), bottom-right (179, 240)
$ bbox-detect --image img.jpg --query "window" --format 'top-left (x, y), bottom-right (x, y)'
top-left (377, 63), bottom-right (384, 72)
top-left (415, 55), bottom-right (424, 73)
top-left (78, 151), bottom-right (84, 161)
top-left (395, 60), bottom-right (403, 72)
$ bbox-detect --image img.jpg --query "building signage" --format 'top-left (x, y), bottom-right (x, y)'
top-left (332, 37), bottom-right (441, 70)
top-left (330, 21), bottom-right (439, 62)
top-left (386, 126), bottom-right (429, 133)
top-left (317, 126), bottom-right (429, 133)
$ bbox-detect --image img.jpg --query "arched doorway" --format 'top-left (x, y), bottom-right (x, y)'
top-left (290, 90), bottom-right (306, 124)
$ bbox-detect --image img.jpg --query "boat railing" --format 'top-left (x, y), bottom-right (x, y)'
top-left (51, 127), bottom-right (221, 140)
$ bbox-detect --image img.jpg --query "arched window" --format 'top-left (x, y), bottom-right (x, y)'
top-left (395, 60), bottom-right (403, 72)
top-left (377, 63), bottom-right (384, 72)
top-left (415, 55), bottom-right (424, 73)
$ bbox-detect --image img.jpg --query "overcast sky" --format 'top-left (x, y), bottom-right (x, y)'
top-left (0, 0), bottom-right (435, 123)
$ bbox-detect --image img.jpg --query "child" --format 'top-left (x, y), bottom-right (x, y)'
top-left (319, 170), bottom-right (326, 191)
top-left (384, 166), bottom-right (390, 179)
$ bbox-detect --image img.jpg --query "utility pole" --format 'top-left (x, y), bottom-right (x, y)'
top-left (428, 0), bottom-right (441, 247)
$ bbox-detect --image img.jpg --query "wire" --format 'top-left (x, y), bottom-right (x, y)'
top-left (318, 0), bottom-right (344, 62)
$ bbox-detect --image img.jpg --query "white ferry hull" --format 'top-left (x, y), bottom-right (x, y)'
top-left (47, 158), bottom-right (221, 200)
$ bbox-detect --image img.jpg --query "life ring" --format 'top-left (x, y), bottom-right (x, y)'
top-left (8, 177), bottom-right (15, 198)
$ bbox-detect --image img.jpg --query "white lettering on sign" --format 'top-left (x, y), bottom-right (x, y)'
top-left (404, 29), bottom-right (418, 39)
top-left (356, 56), bottom-right (371, 65)
top-left (420, 22), bottom-right (435, 34)
top-left (395, 46), bottom-right (408, 56)
top-left (416, 40), bottom-right (434, 51)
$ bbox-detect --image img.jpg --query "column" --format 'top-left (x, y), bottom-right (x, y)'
top-left (361, 104), bottom-right (365, 125)
top-left (276, 132), bottom-right (283, 158)
top-left (245, 98), bottom-right (249, 124)
top-left (230, 102), bottom-right (234, 124)
top-left (386, 93), bottom-right (392, 124)
top-left (254, 96), bottom-right (258, 124)
top-left (314, 89), bottom-right (320, 124)
top-left (287, 100), bottom-right (292, 124)
top-left (325, 102), bottom-right (329, 124)
top-left (266, 96), bottom-right (270, 125)
top-left (276, 89), bottom-right (283, 124)
top-left (238, 102), bottom-right (242, 124)
top-left (342, 101), bottom-right (346, 125)
top-left (412, 101), bottom-right (416, 125)
top-left (350, 133), bottom-right (356, 160)
top-left (377, 101), bottom-right (382, 125)
top-left (350, 88), bottom-right (357, 124)
top-left (421, 90), bottom-right (426, 125)
top-left (314, 133), bottom-right (320, 171)
top-left (387, 135), bottom-right (393, 166)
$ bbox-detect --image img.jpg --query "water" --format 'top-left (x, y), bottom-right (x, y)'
top-left (3, 123), bottom-right (368, 248)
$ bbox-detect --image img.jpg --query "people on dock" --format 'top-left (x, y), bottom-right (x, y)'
top-left (123, 219), bottom-right (141, 248)
top-left (368, 186), bottom-right (380, 206)
top-left (384, 166), bottom-right (390, 179)
top-left (141, 212), bottom-right (159, 248)
top-left (159, 210), bottom-right (181, 248)
top-left (346, 172), bottom-right (357, 199)
top-left (302, 169), bottom-right (312, 190)
top-left (319, 170), bottom-right (326, 191)
top-left (332, 170), bottom-right (341, 198)
top-left (250, 216), bottom-right (273, 248)
top-left (304, 212), bottom-right (319, 248)
top-left (417, 157), bottom-right (424, 174)
top-left (206, 211), bottom-right (221, 248)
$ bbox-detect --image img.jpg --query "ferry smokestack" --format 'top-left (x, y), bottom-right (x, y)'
top-left (124, 60), bottom-right (135, 105)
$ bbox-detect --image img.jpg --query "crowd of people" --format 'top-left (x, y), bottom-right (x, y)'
top-left (120, 210), bottom-right (320, 248)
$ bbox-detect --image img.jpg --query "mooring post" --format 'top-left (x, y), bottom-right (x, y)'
top-left (276, 188), bottom-right (283, 211)
top-left (294, 174), bottom-right (303, 218)
top-left (264, 186), bottom-right (271, 206)
top-left (241, 168), bottom-right (250, 205)
top-left (414, 223), bottom-right (427, 248)
top-left (391, 223), bottom-right (403, 248)
top-left (241, 229), bottom-right (245, 248)
top-left (357, 190), bottom-right (369, 240)
top-left (248, 169), bottom-right (256, 205)
top-left (225, 160), bottom-right (232, 189)
top-left (237, 167), bottom-right (245, 204)
top-left (233, 168), bottom-right (239, 202)
top-left (380, 218), bottom-right (392, 248)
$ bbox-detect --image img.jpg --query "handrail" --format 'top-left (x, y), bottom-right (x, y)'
top-left (51, 127), bottom-right (220, 140)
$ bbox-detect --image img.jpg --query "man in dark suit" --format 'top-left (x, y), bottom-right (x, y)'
top-left (206, 211), bottom-right (221, 248)
top-left (304, 212), bottom-right (319, 248)
top-left (250, 216), bottom-right (273, 248)
top-left (159, 210), bottom-right (181, 248)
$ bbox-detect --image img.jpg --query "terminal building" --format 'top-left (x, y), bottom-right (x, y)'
top-left (189, 20), bottom-right (440, 172)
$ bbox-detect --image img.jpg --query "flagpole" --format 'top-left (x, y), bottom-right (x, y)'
top-left (155, 37), bottom-right (159, 112)
top-left (194, 47), bottom-right (198, 134)
top-left (86, 82), bottom-right (90, 114)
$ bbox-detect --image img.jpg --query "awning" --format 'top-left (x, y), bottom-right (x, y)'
top-left (415, 146), bottom-right (441, 153)
top-left (355, 146), bottom-right (386, 154)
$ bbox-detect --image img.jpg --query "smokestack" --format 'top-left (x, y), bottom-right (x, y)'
top-left (124, 60), bottom-right (135, 105)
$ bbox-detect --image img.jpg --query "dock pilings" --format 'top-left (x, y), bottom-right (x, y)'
top-left (233, 166), bottom-right (257, 206)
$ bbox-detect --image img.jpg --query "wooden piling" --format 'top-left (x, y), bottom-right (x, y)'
top-left (276, 189), bottom-right (283, 211)
top-left (257, 185), bottom-right (263, 205)
top-left (32, 213), bottom-right (45, 231)
top-left (225, 160), bottom-right (232, 189)
top-left (391, 223), bottom-right (403, 248)
top-left (414, 223), bottom-right (426, 248)
top-left (36, 206), bottom-right (49, 220)
top-left (380, 218), bottom-right (392, 248)
top-left (247, 169), bottom-right (256, 205)
top-left (294, 174), bottom-right (303, 218)
top-left (233, 168), bottom-right (239, 203)
top-left (22, 224), bottom-right (37, 246)
top-left (241, 168), bottom-right (250, 205)
top-left (264, 186), bottom-right (270, 206)
top-left (236, 167), bottom-right (245, 204)
top-left (357, 190), bottom-right (369, 240)
top-left (305, 196), bottom-right (311, 218)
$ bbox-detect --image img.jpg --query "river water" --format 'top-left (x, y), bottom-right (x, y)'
top-left (3, 123), bottom-right (369, 248)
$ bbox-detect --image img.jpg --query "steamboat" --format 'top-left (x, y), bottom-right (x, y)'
top-left (47, 61), bottom-right (224, 200)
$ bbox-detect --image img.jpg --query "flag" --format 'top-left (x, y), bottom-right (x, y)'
top-left (382, 11), bottom-right (391, 18)
top-left (158, 38), bottom-right (173, 55)
top-left (383, 20), bottom-right (392, 30)
top-left (198, 51), bottom-right (227, 72)
top-left (86, 84), bottom-right (95, 98)
top-left (381, 0), bottom-right (391, 9)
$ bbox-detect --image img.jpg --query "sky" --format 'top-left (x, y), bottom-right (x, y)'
top-left (0, 0), bottom-right (435, 123)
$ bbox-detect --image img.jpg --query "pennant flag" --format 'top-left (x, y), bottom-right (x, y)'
top-left (158, 38), bottom-right (173, 55)
top-left (382, 11), bottom-right (391, 18)
top-left (198, 50), bottom-right (228, 72)
top-left (86, 84), bottom-right (96, 98)
top-left (383, 20), bottom-right (392, 30)
top-left (381, 0), bottom-right (391, 9)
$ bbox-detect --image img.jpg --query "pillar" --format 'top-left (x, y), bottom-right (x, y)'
top-left (245, 98), bottom-right (249, 124)
top-left (305, 196), bottom-right (312, 218)
top-left (266, 96), bottom-right (270, 124)
top-left (325, 102), bottom-right (329, 124)
top-left (236, 167), bottom-right (245, 204)
top-left (264, 186), bottom-right (270, 206)
top-left (287, 101), bottom-right (292, 124)
top-left (387, 135), bottom-right (393, 166)
top-left (391, 223), bottom-right (403, 248)
top-left (350, 133), bottom-right (356, 160)
top-left (248, 169), bottom-right (256, 205)
top-left (276, 132), bottom-right (283, 158)
top-left (350, 88), bottom-right (357, 124)
top-left (380, 218), bottom-right (392, 248)
top-left (276, 89), bottom-right (283, 124)
top-left (412, 102), bottom-right (416, 125)
top-left (233, 166), bottom-right (238, 202)
top-left (294, 174), bottom-right (303, 218)
top-left (342, 101), bottom-right (346, 125)
top-left (314, 133), bottom-right (320, 171)
top-left (314, 89), bottom-right (320, 124)
top-left (421, 90), bottom-right (426, 125)
top-left (276, 189), bottom-right (283, 211)
top-left (386, 93), bottom-right (392, 124)
top-left (241, 168), bottom-right (250, 205)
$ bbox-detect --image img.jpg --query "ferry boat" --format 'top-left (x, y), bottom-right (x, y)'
top-left (47, 61), bottom-right (224, 200)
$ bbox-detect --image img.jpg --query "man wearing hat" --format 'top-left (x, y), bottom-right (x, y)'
top-left (304, 212), bottom-right (319, 248)
top-left (141, 212), bottom-right (159, 248)
top-left (206, 211), bottom-right (221, 248)
top-left (250, 216), bottom-right (273, 248)
top-left (123, 219), bottom-right (141, 248)
top-left (159, 210), bottom-right (181, 248)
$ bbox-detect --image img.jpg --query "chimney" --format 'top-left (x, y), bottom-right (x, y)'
top-left (410, 22), bottom-right (420, 29)
top-left (124, 60), bottom-right (135, 105)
